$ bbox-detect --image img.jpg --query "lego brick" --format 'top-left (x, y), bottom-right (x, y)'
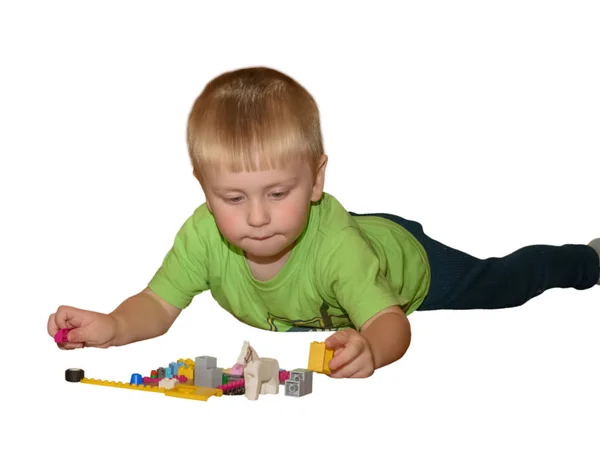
top-left (195, 356), bottom-right (217, 370)
top-left (164, 384), bottom-right (222, 401)
top-left (195, 367), bottom-right (222, 388)
top-left (80, 378), bottom-right (166, 394)
top-left (307, 341), bottom-right (333, 374)
top-left (284, 379), bottom-right (311, 397)
top-left (290, 369), bottom-right (313, 393)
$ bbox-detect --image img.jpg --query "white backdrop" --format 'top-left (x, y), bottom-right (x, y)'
top-left (1, 1), bottom-right (599, 459)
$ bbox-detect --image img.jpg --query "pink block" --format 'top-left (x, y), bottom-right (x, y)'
top-left (54, 328), bottom-right (72, 343)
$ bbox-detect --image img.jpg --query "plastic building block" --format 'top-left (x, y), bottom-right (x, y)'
top-left (158, 378), bottom-right (178, 390)
top-left (169, 361), bottom-right (184, 376)
top-left (307, 341), bottom-right (334, 374)
top-left (285, 369), bottom-right (313, 397)
top-left (194, 356), bottom-right (222, 388)
top-left (130, 373), bottom-right (143, 385)
top-left (278, 369), bottom-right (290, 384)
top-left (177, 363), bottom-right (194, 380)
top-left (80, 378), bottom-right (166, 394)
top-left (164, 384), bottom-right (222, 401)
top-left (79, 375), bottom-right (220, 401)
top-left (54, 328), bottom-right (73, 343)
top-left (157, 367), bottom-right (166, 379)
top-left (219, 379), bottom-right (245, 396)
top-left (65, 368), bottom-right (85, 382)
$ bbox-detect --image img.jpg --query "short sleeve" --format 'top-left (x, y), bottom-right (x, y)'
top-left (148, 213), bottom-right (210, 309)
top-left (318, 227), bottom-right (404, 330)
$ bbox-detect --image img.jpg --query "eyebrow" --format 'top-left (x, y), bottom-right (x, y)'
top-left (214, 178), bottom-right (298, 193)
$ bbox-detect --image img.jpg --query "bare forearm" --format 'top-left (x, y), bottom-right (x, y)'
top-left (361, 309), bottom-right (411, 369)
top-left (109, 290), bottom-right (177, 346)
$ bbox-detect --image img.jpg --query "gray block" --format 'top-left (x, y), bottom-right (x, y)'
top-left (285, 378), bottom-right (311, 397)
top-left (195, 356), bottom-right (217, 370)
top-left (193, 356), bottom-right (222, 388)
top-left (290, 369), bottom-right (313, 393)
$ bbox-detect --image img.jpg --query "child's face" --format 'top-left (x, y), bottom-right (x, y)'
top-left (201, 156), bottom-right (326, 262)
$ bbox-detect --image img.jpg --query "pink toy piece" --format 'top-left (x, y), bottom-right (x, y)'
top-left (279, 370), bottom-right (290, 384)
top-left (229, 363), bottom-right (244, 376)
top-left (54, 328), bottom-right (72, 343)
top-left (218, 379), bottom-right (245, 390)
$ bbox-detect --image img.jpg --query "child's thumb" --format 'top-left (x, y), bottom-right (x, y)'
top-left (67, 327), bottom-right (88, 343)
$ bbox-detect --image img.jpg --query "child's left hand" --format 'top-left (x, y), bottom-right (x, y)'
top-left (325, 328), bottom-right (375, 378)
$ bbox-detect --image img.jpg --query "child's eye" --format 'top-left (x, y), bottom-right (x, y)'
top-left (226, 196), bottom-right (244, 203)
top-left (270, 191), bottom-right (288, 199)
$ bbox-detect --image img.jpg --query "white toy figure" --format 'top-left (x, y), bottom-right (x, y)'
top-left (236, 340), bottom-right (279, 400)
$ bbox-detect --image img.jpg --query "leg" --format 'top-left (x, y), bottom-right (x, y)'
top-left (351, 212), bottom-right (600, 311)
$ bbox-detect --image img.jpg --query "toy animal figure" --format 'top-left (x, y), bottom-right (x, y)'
top-left (236, 340), bottom-right (279, 400)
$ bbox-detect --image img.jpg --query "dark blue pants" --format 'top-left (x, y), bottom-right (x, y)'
top-left (350, 212), bottom-right (600, 311)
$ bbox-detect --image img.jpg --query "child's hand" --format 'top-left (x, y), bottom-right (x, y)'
top-left (324, 328), bottom-right (375, 378)
top-left (47, 305), bottom-right (118, 349)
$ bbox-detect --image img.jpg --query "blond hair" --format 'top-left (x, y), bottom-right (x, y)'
top-left (187, 67), bottom-right (324, 181)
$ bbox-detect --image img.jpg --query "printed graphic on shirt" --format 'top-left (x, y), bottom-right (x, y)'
top-left (266, 302), bottom-right (354, 332)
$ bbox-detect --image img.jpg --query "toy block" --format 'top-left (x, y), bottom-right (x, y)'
top-left (164, 384), bottom-right (222, 401)
top-left (130, 373), bottom-right (143, 385)
top-left (65, 368), bottom-right (85, 382)
top-left (169, 361), bottom-right (183, 376)
top-left (158, 378), bottom-right (178, 390)
top-left (284, 378), bottom-right (311, 397)
top-left (307, 341), bottom-right (334, 374)
top-left (289, 369), bottom-right (313, 393)
top-left (194, 356), bottom-right (222, 388)
top-left (195, 356), bottom-right (217, 370)
top-left (278, 369), bottom-right (290, 384)
top-left (54, 328), bottom-right (72, 343)
top-left (157, 367), bottom-right (166, 379)
top-left (80, 378), bottom-right (166, 394)
top-left (177, 365), bottom-right (194, 380)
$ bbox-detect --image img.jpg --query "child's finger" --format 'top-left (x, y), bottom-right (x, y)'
top-left (55, 305), bottom-right (84, 329)
top-left (329, 356), bottom-right (363, 378)
top-left (328, 340), bottom-right (363, 371)
top-left (325, 330), bottom-right (350, 350)
top-left (47, 313), bottom-right (59, 337)
top-left (57, 342), bottom-right (84, 350)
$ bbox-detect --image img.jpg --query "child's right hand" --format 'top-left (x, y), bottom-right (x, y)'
top-left (47, 305), bottom-right (118, 350)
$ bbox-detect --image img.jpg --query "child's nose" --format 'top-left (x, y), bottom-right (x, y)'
top-left (247, 201), bottom-right (270, 227)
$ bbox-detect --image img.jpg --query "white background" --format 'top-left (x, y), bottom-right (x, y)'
top-left (2, 1), bottom-right (599, 458)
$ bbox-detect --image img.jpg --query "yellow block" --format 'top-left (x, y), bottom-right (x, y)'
top-left (165, 384), bottom-right (223, 401)
top-left (307, 341), bottom-right (334, 374)
top-left (80, 378), bottom-right (166, 394)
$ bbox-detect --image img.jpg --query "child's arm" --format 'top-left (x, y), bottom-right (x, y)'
top-left (360, 306), bottom-right (411, 369)
top-left (109, 287), bottom-right (182, 346)
top-left (325, 306), bottom-right (410, 378)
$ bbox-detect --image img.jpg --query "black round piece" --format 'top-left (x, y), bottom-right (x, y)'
top-left (65, 368), bottom-right (85, 382)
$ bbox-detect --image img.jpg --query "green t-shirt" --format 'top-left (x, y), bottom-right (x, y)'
top-left (148, 193), bottom-right (430, 332)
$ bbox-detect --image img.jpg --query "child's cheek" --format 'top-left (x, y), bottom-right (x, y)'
top-left (281, 199), bottom-right (309, 230)
top-left (215, 207), bottom-right (243, 237)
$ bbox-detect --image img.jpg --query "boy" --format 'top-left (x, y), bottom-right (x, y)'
top-left (47, 67), bottom-right (600, 379)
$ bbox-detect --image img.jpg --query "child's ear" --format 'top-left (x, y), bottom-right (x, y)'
top-left (311, 154), bottom-right (328, 202)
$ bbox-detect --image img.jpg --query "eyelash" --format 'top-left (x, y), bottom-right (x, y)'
top-left (224, 191), bottom-right (289, 204)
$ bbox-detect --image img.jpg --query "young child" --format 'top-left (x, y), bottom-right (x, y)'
top-left (47, 67), bottom-right (600, 379)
